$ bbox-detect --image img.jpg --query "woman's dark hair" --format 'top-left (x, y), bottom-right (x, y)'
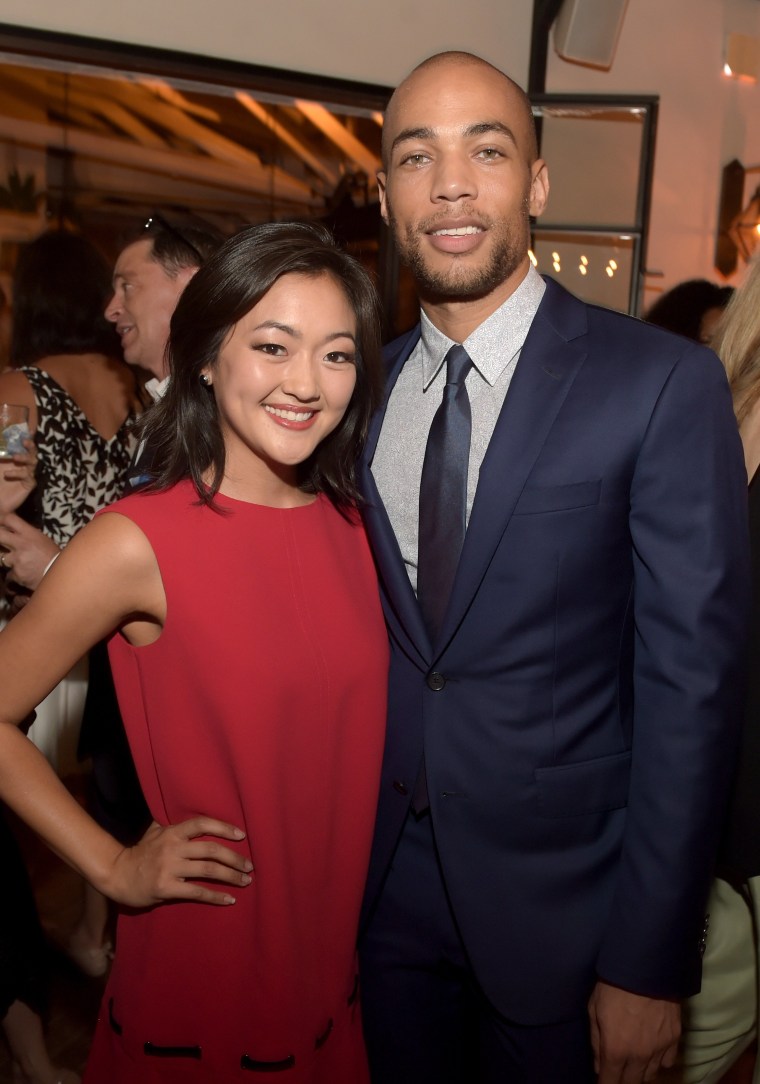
top-left (644, 279), bottom-right (734, 343)
top-left (10, 230), bottom-right (120, 365)
top-left (142, 221), bottom-right (385, 512)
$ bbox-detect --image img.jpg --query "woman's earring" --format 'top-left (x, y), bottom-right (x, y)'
top-left (200, 373), bottom-right (212, 387)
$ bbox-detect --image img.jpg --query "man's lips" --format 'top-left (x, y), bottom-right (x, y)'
top-left (429, 225), bottom-right (484, 237)
top-left (424, 220), bottom-right (487, 254)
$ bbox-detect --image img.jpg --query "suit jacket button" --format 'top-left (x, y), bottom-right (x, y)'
top-left (427, 671), bottom-right (446, 691)
top-left (393, 780), bottom-right (408, 795)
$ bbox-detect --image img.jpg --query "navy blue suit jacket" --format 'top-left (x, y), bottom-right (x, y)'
top-left (359, 277), bottom-right (750, 1024)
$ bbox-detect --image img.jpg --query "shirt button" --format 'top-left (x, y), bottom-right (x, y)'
top-left (393, 780), bottom-right (409, 795)
top-left (427, 672), bottom-right (446, 691)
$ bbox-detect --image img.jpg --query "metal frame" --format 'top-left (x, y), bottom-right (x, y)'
top-left (530, 92), bottom-right (659, 314)
top-left (0, 22), bottom-right (393, 112)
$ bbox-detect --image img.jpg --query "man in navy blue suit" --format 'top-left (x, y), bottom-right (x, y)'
top-left (358, 51), bottom-right (750, 1083)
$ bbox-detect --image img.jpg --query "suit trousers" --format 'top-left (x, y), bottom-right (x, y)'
top-left (359, 810), bottom-right (596, 1084)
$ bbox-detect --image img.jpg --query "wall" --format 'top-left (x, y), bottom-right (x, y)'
top-left (0, 0), bottom-right (533, 90)
top-left (545, 0), bottom-right (760, 308)
top-left (5, 0), bottom-right (752, 308)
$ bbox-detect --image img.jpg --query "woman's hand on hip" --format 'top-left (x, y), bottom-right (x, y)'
top-left (104, 818), bottom-right (253, 907)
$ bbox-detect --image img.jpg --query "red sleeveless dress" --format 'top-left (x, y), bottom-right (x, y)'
top-left (84, 481), bottom-right (388, 1084)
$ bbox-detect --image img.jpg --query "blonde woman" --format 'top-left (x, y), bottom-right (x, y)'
top-left (666, 261), bottom-right (760, 1084)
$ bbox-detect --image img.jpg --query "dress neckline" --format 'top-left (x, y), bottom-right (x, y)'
top-left (209, 487), bottom-right (323, 513)
top-left (22, 365), bottom-right (135, 447)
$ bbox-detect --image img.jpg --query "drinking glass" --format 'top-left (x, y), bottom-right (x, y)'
top-left (0, 403), bottom-right (31, 459)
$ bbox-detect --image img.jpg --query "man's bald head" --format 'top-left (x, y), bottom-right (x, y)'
top-left (381, 52), bottom-right (538, 169)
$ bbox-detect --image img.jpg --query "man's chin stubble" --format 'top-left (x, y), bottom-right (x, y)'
top-left (404, 246), bottom-right (525, 303)
top-left (393, 221), bottom-right (528, 302)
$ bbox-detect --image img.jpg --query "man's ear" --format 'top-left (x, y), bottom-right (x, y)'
top-left (529, 161), bottom-right (549, 219)
top-left (377, 170), bottom-right (389, 225)
top-left (183, 264), bottom-right (201, 286)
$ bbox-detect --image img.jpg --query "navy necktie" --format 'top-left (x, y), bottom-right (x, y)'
top-left (417, 344), bottom-right (473, 643)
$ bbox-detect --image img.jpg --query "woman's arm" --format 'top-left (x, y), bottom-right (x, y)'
top-left (0, 513), bottom-right (252, 907)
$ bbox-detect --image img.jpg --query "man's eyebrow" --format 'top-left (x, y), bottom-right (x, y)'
top-left (390, 120), bottom-right (519, 155)
top-left (390, 126), bottom-right (435, 154)
top-left (465, 121), bottom-right (518, 146)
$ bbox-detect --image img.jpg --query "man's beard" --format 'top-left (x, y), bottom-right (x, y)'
top-left (387, 205), bottom-right (530, 302)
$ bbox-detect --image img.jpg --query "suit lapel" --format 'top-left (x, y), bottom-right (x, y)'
top-left (361, 280), bottom-right (590, 661)
top-left (438, 279), bottom-right (589, 649)
top-left (360, 327), bottom-right (433, 664)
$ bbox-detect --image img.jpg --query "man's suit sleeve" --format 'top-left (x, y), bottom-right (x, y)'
top-left (595, 341), bottom-right (750, 999)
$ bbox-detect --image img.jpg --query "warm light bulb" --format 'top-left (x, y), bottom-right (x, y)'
top-left (528, 249), bottom-right (538, 267)
top-left (551, 251), bottom-right (560, 261)
top-left (606, 267), bottom-right (614, 278)
top-left (580, 255), bottom-right (588, 266)
top-left (724, 63), bottom-right (734, 77)
top-left (579, 265), bottom-right (587, 276)
top-left (609, 259), bottom-right (618, 270)
top-left (553, 261), bottom-right (561, 272)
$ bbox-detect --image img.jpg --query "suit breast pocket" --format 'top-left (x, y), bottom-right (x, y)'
top-left (513, 479), bottom-right (601, 516)
top-left (534, 750), bottom-right (631, 817)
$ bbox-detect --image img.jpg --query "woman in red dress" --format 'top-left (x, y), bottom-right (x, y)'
top-left (0, 222), bottom-right (389, 1083)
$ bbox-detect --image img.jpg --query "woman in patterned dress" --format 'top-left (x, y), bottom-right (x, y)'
top-left (0, 230), bottom-right (141, 1084)
top-left (0, 230), bottom-right (142, 772)
top-left (0, 230), bottom-right (141, 623)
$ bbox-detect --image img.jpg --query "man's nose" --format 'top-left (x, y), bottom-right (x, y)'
top-left (431, 153), bottom-right (477, 204)
top-left (104, 293), bottom-right (120, 322)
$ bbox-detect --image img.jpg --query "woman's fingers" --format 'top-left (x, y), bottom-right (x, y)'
top-left (169, 817), bottom-right (255, 876)
top-left (181, 838), bottom-right (254, 874)
top-left (107, 818), bottom-right (253, 908)
top-left (173, 816), bottom-right (247, 844)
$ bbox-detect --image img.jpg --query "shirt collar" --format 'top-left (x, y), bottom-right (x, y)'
top-left (419, 265), bottom-right (546, 390)
top-left (145, 376), bottom-right (170, 402)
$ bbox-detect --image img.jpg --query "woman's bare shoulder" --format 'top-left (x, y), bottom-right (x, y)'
top-left (0, 368), bottom-right (33, 406)
top-left (65, 509), bottom-right (158, 579)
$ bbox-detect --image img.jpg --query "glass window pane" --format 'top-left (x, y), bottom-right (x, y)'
top-left (536, 106), bottom-right (646, 229)
top-left (531, 232), bottom-right (635, 313)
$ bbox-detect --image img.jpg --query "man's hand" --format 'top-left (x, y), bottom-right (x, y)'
top-left (0, 440), bottom-right (37, 516)
top-left (588, 980), bottom-right (681, 1083)
top-left (0, 514), bottom-right (60, 591)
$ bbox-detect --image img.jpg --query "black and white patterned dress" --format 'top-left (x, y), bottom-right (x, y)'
top-left (21, 366), bottom-right (137, 546)
top-left (18, 365), bottom-right (138, 772)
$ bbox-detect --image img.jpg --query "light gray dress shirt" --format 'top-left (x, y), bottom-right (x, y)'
top-left (371, 265), bottom-right (546, 593)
